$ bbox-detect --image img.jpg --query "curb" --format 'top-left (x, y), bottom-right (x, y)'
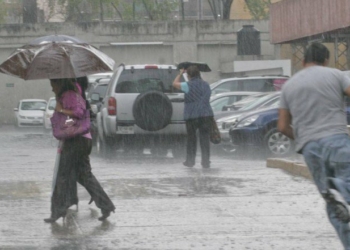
top-left (266, 158), bottom-right (312, 180)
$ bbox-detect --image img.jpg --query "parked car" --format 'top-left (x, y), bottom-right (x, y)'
top-left (86, 72), bottom-right (113, 97)
top-left (228, 100), bottom-right (294, 157)
top-left (215, 92), bottom-right (281, 152)
top-left (96, 64), bottom-right (187, 156)
top-left (210, 75), bottom-right (289, 96)
top-left (215, 92), bottom-right (280, 120)
top-left (210, 91), bottom-right (260, 113)
top-left (43, 97), bottom-right (56, 130)
top-left (88, 78), bottom-right (110, 146)
top-left (14, 99), bottom-right (47, 127)
top-left (87, 78), bottom-right (110, 113)
top-left (219, 92), bottom-right (271, 111)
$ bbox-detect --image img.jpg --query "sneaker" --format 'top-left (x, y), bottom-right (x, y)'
top-left (323, 189), bottom-right (350, 223)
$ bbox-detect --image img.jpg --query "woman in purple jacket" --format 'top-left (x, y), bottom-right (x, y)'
top-left (44, 78), bottom-right (115, 223)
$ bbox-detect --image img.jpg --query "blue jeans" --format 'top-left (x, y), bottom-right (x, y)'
top-left (303, 134), bottom-right (350, 250)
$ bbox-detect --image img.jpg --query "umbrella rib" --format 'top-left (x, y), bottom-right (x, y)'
top-left (61, 45), bottom-right (79, 79)
top-left (73, 43), bottom-right (115, 71)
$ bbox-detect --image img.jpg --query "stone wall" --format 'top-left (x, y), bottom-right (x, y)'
top-left (0, 20), bottom-right (278, 124)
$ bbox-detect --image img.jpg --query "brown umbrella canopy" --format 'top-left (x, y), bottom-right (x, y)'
top-left (0, 42), bottom-right (115, 80)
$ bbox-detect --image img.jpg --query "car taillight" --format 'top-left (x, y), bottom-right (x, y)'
top-left (108, 97), bottom-right (117, 116)
top-left (144, 65), bottom-right (158, 69)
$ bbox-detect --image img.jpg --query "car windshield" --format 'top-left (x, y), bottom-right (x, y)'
top-left (21, 101), bottom-right (46, 110)
top-left (48, 99), bottom-right (56, 111)
top-left (210, 94), bottom-right (250, 112)
top-left (211, 78), bottom-right (288, 95)
top-left (232, 93), bottom-right (268, 108)
top-left (211, 97), bottom-right (230, 112)
top-left (94, 84), bottom-right (108, 98)
top-left (115, 68), bottom-right (185, 93)
top-left (239, 94), bottom-right (278, 111)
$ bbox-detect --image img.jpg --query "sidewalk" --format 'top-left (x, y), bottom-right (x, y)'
top-left (266, 157), bottom-right (311, 180)
top-left (266, 125), bottom-right (350, 180)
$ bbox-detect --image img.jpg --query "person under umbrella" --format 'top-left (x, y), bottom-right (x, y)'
top-left (0, 35), bottom-right (116, 222)
top-left (172, 65), bottom-right (214, 168)
top-left (0, 35), bottom-right (115, 80)
top-left (45, 78), bottom-right (115, 223)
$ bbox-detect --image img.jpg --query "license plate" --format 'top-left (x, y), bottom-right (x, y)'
top-left (32, 120), bottom-right (41, 124)
top-left (117, 126), bottom-right (134, 134)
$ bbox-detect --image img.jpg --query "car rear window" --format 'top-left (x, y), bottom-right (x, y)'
top-left (94, 84), bottom-right (108, 97)
top-left (115, 69), bottom-right (184, 93)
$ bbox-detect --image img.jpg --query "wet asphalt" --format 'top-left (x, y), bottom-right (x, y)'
top-left (0, 126), bottom-right (343, 250)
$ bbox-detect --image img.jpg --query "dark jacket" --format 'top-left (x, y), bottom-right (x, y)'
top-left (184, 77), bottom-right (213, 120)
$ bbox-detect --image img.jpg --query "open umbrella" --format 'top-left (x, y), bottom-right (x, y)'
top-left (0, 35), bottom-right (114, 80)
top-left (177, 61), bottom-right (211, 72)
top-left (29, 34), bottom-right (86, 45)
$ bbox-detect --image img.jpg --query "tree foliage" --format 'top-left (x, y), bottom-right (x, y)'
top-left (0, 0), bottom-right (22, 24)
top-left (45, 0), bottom-right (178, 22)
top-left (244, 0), bottom-right (271, 20)
top-left (0, 0), bottom-right (7, 24)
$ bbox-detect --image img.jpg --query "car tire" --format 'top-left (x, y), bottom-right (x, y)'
top-left (14, 119), bottom-right (20, 129)
top-left (171, 137), bottom-right (186, 158)
top-left (264, 128), bottom-right (293, 157)
top-left (96, 133), bottom-right (114, 156)
top-left (132, 90), bottom-right (173, 131)
top-left (149, 136), bottom-right (168, 156)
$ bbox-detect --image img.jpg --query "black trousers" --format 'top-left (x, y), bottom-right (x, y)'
top-left (185, 116), bottom-right (212, 167)
top-left (51, 136), bottom-right (115, 217)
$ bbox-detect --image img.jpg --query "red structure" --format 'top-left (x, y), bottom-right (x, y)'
top-left (270, 0), bottom-right (350, 72)
top-left (270, 0), bottom-right (350, 44)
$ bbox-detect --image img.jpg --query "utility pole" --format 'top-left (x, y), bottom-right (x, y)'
top-left (198, 0), bottom-right (202, 19)
top-left (180, 0), bottom-right (185, 20)
top-left (99, 0), bottom-right (104, 22)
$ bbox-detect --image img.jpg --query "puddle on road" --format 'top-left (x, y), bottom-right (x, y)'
top-left (105, 176), bottom-right (247, 198)
top-left (0, 181), bottom-right (41, 199)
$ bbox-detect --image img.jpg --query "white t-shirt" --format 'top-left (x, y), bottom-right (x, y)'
top-left (280, 66), bottom-right (350, 152)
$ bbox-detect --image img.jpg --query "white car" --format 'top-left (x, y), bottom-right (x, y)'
top-left (210, 91), bottom-right (260, 113)
top-left (210, 75), bottom-right (289, 95)
top-left (97, 64), bottom-right (187, 156)
top-left (14, 99), bottom-right (47, 127)
top-left (43, 97), bottom-right (56, 130)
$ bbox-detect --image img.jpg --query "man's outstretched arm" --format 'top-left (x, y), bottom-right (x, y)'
top-left (278, 108), bottom-right (294, 140)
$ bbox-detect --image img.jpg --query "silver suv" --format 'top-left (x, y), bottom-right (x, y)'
top-left (96, 64), bottom-right (187, 156)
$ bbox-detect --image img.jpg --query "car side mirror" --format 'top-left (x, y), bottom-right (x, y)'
top-left (40, 107), bottom-right (46, 111)
top-left (14, 108), bottom-right (18, 111)
top-left (91, 93), bottom-right (100, 102)
top-left (90, 104), bottom-right (98, 114)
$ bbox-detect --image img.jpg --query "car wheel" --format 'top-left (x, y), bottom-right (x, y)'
top-left (15, 119), bottom-right (20, 129)
top-left (96, 135), bottom-right (103, 154)
top-left (96, 134), bottom-right (114, 156)
top-left (171, 137), bottom-right (186, 158)
top-left (264, 128), bottom-right (293, 157)
top-left (133, 90), bottom-right (173, 131)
